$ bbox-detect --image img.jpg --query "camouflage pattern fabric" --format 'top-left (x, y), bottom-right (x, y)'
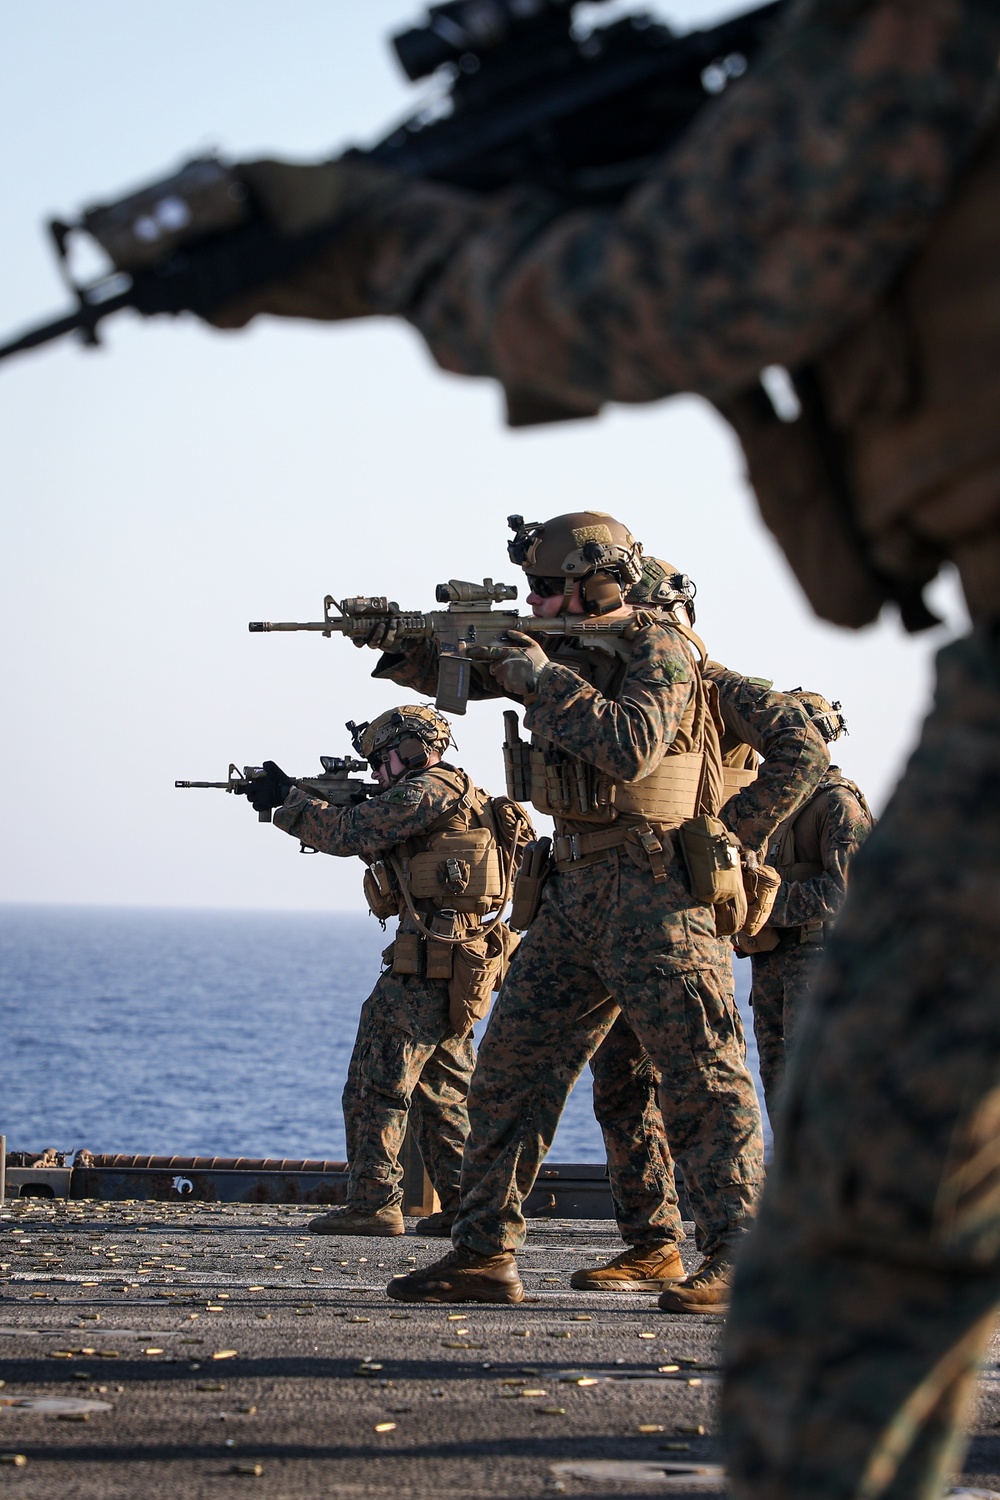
top-left (376, 639), bottom-right (830, 853)
top-left (721, 628), bottom-right (1000, 1500)
top-left (751, 775), bottom-right (873, 1112)
top-left (747, 939), bottom-right (825, 1119)
top-left (342, 965), bottom-right (474, 1214)
top-left (589, 1015), bottom-right (680, 1247)
top-left (210, 5), bottom-right (1000, 420)
top-left (453, 844), bottom-right (763, 1258)
top-left (274, 762), bottom-right (473, 858)
top-left (273, 764), bottom-right (480, 1212)
top-left (587, 663), bottom-right (830, 1245)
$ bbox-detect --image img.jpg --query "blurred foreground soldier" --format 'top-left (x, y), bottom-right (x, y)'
top-left (738, 692), bottom-right (874, 1117)
top-left (202, 4), bottom-right (1000, 1489)
top-left (375, 513), bottom-right (825, 1310)
top-left (243, 706), bottom-right (528, 1236)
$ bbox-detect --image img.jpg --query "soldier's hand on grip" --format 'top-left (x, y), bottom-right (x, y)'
top-left (351, 617), bottom-right (407, 652)
top-left (239, 761), bottom-right (293, 814)
top-left (485, 631), bottom-right (548, 697)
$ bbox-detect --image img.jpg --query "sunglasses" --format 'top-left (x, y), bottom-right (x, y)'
top-left (527, 575), bottom-right (566, 598)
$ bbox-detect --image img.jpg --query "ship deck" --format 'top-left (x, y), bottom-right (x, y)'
top-left (1, 1197), bottom-right (999, 1499)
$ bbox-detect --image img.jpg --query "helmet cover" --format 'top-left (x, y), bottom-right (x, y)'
top-left (348, 704), bottom-right (452, 767)
top-left (787, 689), bottom-right (848, 743)
top-left (507, 511), bottom-right (643, 587)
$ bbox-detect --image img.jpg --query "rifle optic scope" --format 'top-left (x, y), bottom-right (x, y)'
top-left (392, 0), bottom-right (586, 82)
top-left (435, 578), bottom-right (518, 604)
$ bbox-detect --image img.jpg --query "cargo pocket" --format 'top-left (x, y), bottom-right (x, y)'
top-left (359, 1026), bottom-right (413, 1106)
top-left (657, 963), bottom-right (738, 1061)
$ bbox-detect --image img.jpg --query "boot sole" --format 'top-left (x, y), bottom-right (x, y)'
top-left (570, 1276), bottom-right (683, 1292)
top-left (309, 1223), bottom-right (405, 1237)
top-left (386, 1277), bottom-right (525, 1305)
top-left (658, 1298), bottom-right (730, 1314)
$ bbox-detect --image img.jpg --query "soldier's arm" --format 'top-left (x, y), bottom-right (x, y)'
top-left (524, 622), bottom-right (696, 780)
top-left (769, 785), bottom-right (873, 927)
top-left (210, 2), bottom-right (1000, 412)
top-left (371, 639), bottom-right (502, 701)
top-left (706, 663), bottom-right (829, 851)
top-left (272, 768), bottom-right (462, 859)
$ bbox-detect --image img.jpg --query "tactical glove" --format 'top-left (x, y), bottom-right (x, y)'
top-left (484, 630), bottom-right (549, 698)
top-left (352, 617), bottom-right (409, 653)
top-left (240, 760), bottom-right (293, 814)
top-left (205, 157), bottom-right (403, 329)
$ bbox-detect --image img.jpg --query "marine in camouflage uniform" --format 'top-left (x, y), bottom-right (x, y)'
top-left (203, 1), bottom-right (1000, 1488)
top-left (376, 516), bottom-right (826, 1310)
top-left (246, 707), bottom-right (508, 1237)
top-left (579, 576), bottom-right (831, 1292)
top-left (740, 695), bottom-right (874, 1117)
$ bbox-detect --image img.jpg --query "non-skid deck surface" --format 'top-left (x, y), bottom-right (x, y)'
top-left (0, 1199), bottom-right (998, 1498)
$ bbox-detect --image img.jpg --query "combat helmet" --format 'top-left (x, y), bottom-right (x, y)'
top-left (787, 690), bottom-right (848, 743)
top-left (347, 705), bottom-right (452, 774)
top-left (626, 557), bottom-right (698, 624)
top-left (507, 510), bottom-right (644, 616)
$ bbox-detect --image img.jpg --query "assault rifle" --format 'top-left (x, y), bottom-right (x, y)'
top-left (0, 0), bottom-right (784, 367)
top-left (175, 756), bottom-right (375, 823)
top-left (249, 577), bottom-right (637, 715)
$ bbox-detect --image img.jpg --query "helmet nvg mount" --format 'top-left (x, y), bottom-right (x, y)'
top-left (508, 510), bottom-right (644, 616)
top-left (627, 557), bottom-right (698, 624)
top-left (788, 690), bottom-right (848, 743)
top-left (346, 705), bottom-right (452, 773)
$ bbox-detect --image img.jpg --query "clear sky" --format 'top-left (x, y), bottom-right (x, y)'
top-left (0, 1), bottom-right (967, 913)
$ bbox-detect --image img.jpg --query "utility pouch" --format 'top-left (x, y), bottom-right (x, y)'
top-left (448, 923), bottom-right (512, 1036)
top-left (425, 910), bottom-right (458, 981)
top-left (503, 710), bottom-right (533, 802)
top-left (408, 830), bottom-right (502, 912)
top-left (363, 860), bottom-right (397, 924)
top-left (392, 930), bottom-right (422, 976)
top-left (678, 816), bottom-right (748, 935)
top-left (509, 837), bottom-right (552, 931)
top-left (741, 857), bottom-right (782, 938)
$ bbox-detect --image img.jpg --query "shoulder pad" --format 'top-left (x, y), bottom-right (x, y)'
top-left (747, 676), bottom-right (774, 689)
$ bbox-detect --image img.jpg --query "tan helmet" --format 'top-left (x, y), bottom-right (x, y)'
top-left (347, 704), bottom-right (452, 770)
top-left (507, 511), bottom-right (644, 616)
top-left (788, 690), bottom-right (848, 743)
top-left (626, 557), bottom-right (698, 623)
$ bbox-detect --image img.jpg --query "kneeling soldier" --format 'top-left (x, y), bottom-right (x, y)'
top-left (242, 705), bottom-right (529, 1236)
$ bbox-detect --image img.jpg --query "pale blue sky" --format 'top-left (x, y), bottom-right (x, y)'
top-left (0, 2), bottom-right (966, 911)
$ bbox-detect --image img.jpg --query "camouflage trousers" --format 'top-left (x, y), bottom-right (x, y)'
top-left (748, 935), bottom-right (825, 1118)
top-left (589, 1015), bottom-right (682, 1247)
top-left (452, 844), bottom-right (764, 1258)
top-left (342, 966), bottom-right (475, 1214)
top-left (723, 630), bottom-right (1000, 1500)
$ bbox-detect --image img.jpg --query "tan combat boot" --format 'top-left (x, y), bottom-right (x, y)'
top-left (657, 1243), bottom-right (736, 1313)
top-left (308, 1204), bottom-right (405, 1237)
top-left (386, 1245), bottom-right (525, 1304)
top-left (413, 1209), bottom-right (456, 1237)
top-left (570, 1242), bottom-right (685, 1292)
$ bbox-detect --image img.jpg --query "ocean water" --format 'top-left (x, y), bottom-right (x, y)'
top-left (0, 905), bottom-right (766, 1162)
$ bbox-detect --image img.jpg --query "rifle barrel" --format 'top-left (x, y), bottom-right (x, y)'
top-left (0, 290), bottom-right (134, 365)
top-left (248, 621), bottom-right (343, 633)
top-left (174, 780), bottom-right (234, 789)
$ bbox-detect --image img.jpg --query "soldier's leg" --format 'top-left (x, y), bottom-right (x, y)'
top-left (723, 630), bottom-right (1000, 1500)
top-left (453, 874), bottom-right (619, 1257)
top-left (747, 948), bottom-right (787, 1117)
top-left (410, 1030), bottom-right (476, 1212)
top-left (611, 855), bottom-right (764, 1257)
top-left (341, 969), bottom-right (449, 1211)
top-left (589, 1016), bottom-right (684, 1246)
